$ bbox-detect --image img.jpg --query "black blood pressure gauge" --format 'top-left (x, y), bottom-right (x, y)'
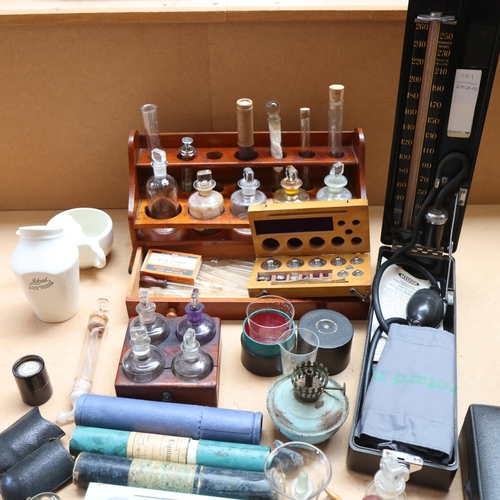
top-left (382, 0), bottom-right (500, 251)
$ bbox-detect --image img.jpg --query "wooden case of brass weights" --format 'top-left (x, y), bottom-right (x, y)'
top-left (126, 129), bottom-right (371, 321)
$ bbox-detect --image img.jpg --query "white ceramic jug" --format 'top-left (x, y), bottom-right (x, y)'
top-left (10, 226), bottom-right (80, 322)
top-left (47, 208), bottom-right (113, 269)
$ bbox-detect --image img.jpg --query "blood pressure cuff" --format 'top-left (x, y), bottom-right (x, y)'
top-left (0, 407), bottom-right (65, 475)
top-left (355, 324), bottom-right (456, 464)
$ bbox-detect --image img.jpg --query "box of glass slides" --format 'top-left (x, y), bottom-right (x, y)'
top-left (126, 128), bottom-right (371, 321)
top-left (347, 0), bottom-right (500, 490)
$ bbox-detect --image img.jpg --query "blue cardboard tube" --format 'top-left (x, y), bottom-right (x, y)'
top-left (74, 394), bottom-right (263, 445)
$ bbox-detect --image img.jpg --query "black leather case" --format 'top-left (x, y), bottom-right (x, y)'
top-left (0, 439), bottom-right (74, 500)
top-left (459, 404), bottom-right (500, 500)
top-left (0, 407), bottom-right (64, 475)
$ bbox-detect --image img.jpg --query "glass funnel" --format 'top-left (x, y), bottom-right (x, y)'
top-left (264, 441), bottom-right (332, 500)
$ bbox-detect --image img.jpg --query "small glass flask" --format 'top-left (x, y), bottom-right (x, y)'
top-left (188, 169), bottom-right (224, 220)
top-left (231, 167), bottom-right (267, 235)
top-left (273, 165), bottom-right (310, 203)
top-left (146, 148), bottom-right (179, 234)
top-left (172, 328), bottom-right (213, 382)
top-left (122, 325), bottom-right (165, 383)
top-left (130, 290), bottom-right (169, 344)
top-left (176, 288), bottom-right (216, 344)
top-left (316, 162), bottom-right (353, 201)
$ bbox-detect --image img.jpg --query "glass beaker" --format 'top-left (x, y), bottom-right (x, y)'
top-left (277, 327), bottom-right (319, 375)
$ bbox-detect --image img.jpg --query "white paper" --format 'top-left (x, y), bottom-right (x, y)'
top-left (447, 69), bottom-right (482, 138)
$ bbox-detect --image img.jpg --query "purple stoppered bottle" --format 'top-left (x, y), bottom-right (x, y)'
top-left (175, 288), bottom-right (216, 345)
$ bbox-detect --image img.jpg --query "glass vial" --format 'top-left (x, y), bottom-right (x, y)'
top-left (122, 326), bottom-right (165, 383)
top-left (328, 84), bottom-right (344, 158)
top-left (188, 169), bottom-right (224, 220)
top-left (130, 290), bottom-right (169, 344)
top-left (230, 167), bottom-right (267, 235)
top-left (273, 165), bottom-right (310, 203)
top-left (141, 104), bottom-right (161, 157)
top-left (299, 107), bottom-right (313, 158)
top-left (172, 328), bottom-right (213, 382)
top-left (316, 162), bottom-right (353, 200)
top-left (176, 288), bottom-right (216, 344)
top-left (266, 101), bottom-right (283, 160)
top-left (299, 107), bottom-right (314, 190)
top-left (363, 454), bottom-right (409, 500)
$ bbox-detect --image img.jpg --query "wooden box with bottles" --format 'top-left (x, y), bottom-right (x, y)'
top-left (126, 129), bottom-right (370, 320)
top-left (115, 316), bottom-right (221, 407)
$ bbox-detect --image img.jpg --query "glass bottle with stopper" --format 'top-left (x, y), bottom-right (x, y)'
top-left (176, 288), bottom-right (216, 344)
top-left (130, 290), bottom-right (169, 344)
top-left (146, 148), bottom-right (179, 234)
top-left (231, 167), bottom-right (267, 234)
top-left (122, 325), bottom-right (165, 383)
top-left (316, 162), bottom-right (352, 201)
top-left (179, 136), bottom-right (195, 193)
top-left (188, 169), bottom-right (224, 220)
top-left (172, 328), bottom-right (213, 382)
top-left (363, 453), bottom-right (409, 500)
top-left (273, 165), bottom-right (310, 203)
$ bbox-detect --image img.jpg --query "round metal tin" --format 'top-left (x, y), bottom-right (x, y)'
top-left (298, 309), bottom-right (354, 375)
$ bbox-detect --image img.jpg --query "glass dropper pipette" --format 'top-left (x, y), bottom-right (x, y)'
top-left (56, 298), bottom-right (109, 424)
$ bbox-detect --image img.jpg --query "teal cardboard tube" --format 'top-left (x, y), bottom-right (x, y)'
top-left (70, 426), bottom-right (270, 472)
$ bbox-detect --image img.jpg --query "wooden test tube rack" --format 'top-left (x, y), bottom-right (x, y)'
top-left (126, 129), bottom-right (370, 320)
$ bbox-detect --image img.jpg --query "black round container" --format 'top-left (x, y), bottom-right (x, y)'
top-left (298, 309), bottom-right (354, 375)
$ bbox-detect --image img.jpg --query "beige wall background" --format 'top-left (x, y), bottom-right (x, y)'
top-left (0, 14), bottom-right (499, 211)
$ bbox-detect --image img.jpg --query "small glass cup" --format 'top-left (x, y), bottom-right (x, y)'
top-left (245, 295), bottom-right (295, 345)
top-left (277, 327), bottom-right (319, 375)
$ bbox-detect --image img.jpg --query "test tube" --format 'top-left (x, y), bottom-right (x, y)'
top-left (300, 107), bottom-right (312, 157)
top-left (141, 103), bottom-right (161, 157)
top-left (236, 98), bottom-right (256, 161)
top-left (266, 101), bottom-right (283, 160)
top-left (328, 85), bottom-right (344, 158)
top-left (299, 107), bottom-right (313, 189)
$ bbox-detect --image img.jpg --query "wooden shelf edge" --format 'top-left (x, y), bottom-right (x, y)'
top-left (0, 3), bottom-right (407, 25)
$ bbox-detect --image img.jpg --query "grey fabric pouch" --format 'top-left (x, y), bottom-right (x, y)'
top-left (355, 323), bottom-right (456, 463)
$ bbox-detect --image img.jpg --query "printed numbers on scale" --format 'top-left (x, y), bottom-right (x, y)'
top-left (392, 13), bottom-right (456, 231)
